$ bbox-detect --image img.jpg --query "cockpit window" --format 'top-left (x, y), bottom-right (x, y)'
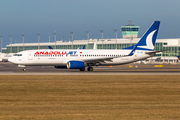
top-left (14, 54), bottom-right (22, 56)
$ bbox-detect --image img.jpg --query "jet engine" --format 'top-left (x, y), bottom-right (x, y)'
top-left (67, 61), bottom-right (85, 69)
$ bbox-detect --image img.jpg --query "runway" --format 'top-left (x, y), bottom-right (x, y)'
top-left (1, 62), bottom-right (180, 75)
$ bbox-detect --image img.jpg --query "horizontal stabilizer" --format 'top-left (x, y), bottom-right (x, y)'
top-left (145, 49), bottom-right (168, 54)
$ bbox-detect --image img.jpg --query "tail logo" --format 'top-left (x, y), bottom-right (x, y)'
top-left (138, 30), bottom-right (157, 50)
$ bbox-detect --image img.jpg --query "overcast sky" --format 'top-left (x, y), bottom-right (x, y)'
top-left (0, 0), bottom-right (180, 48)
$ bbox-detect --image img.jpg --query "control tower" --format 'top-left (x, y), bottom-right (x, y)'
top-left (121, 21), bottom-right (139, 38)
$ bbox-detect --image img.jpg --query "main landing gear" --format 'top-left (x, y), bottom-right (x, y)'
top-left (87, 66), bottom-right (93, 71)
top-left (79, 67), bottom-right (85, 71)
top-left (79, 66), bottom-right (93, 71)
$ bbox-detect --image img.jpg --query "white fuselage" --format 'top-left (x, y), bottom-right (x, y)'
top-left (8, 49), bottom-right (151, 67)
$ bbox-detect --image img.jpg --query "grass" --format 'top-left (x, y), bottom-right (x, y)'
top-left (0, 75), bottom-right (180, 120)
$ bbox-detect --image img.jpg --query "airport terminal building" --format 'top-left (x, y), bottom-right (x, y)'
top-left (1, 22), bottom-right (180, 63)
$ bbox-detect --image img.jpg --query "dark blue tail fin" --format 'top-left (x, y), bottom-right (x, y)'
top-left (136, 21), bottom-right (160, 50)
top-left (124, 21), bottom-right (160, 51)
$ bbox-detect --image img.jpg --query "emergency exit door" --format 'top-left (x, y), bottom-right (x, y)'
top-left (28, 52), bottom-right (33, 60)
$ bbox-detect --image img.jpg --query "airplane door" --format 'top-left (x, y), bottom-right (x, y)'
top-left (134, 54), bottom-right (137, 60)
top-left (14, 56), bottom-right (16, 61)
top-left (28, 52), bottom-right (33, 60)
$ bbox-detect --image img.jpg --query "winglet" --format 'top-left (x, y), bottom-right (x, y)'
top-left (82, 45), bottom-right (86, 49)
top-left (48, 46), bottom-right (53, 49)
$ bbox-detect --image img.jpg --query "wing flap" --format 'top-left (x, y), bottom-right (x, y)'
top-left (82, 57), bottom-right (117, 63)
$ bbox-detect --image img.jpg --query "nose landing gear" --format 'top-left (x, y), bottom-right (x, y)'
top-left (17, 65), bottom-right (26, 71)
top-left (23, 68), bottom-right (26, 71)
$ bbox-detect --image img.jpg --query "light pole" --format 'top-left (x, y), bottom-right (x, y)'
top-left (70, 31), bottom-right (73, 49)
top-left (83, 35), bottom-right (85, 40)
top-left (69, 35), bottom-right (71, 42)
top-left (113, 28), bottom-right (117, 49)
top-left (85, 30), bottom-right (89, 49)
top-left (129, 20), bottom-right (133, 46)
top-left (49, 36), bottom-right (51, 43)
top-left (9, 34), bottom-right (12, 53)
top-left (130, 27), bottom-right (133, 46)
top-left (22, 33), bottom-right (25, 51)
top-left (62, 36), bottom-right (64, 42)
top-left (0, 35), bottom-right (2, 53)
top-left (91, 34), bottom-right (93, 40)
top-left (100, 29), bottom-right (104, 49)
top-left (53, 31), bottom-right (56, 49)
top-left (37, 32), bottom-right (40, 49)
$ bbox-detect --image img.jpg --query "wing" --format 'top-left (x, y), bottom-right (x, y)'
top-left (80, 46), bottom-right (136, 65)
top-left (82, 56), bottom-right (119, 64)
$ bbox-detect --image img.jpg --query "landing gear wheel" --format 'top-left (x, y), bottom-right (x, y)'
top-left (87, 66), bottom-right (93, 71)
top-left (23, 68), bottom-right (26, 71)
top-left (79, 68), bottom-right (85, 71)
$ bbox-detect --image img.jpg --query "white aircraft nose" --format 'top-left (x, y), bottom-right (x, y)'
top-left (8, 57), bottom-right (14, 63)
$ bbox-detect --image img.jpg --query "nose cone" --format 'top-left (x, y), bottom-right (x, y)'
top-left (8, 57), bottom-right (14, 63)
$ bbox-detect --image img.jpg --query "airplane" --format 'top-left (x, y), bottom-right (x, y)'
top-left (8, 21), bottom-right (161, 71)
top-left (0, 53), bottom-right (14, 62)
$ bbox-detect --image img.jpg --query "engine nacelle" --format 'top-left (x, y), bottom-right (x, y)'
top-left (54, 66), bottom-right (67, 69)
top-left (67, 61), bottom-right (85, 69)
